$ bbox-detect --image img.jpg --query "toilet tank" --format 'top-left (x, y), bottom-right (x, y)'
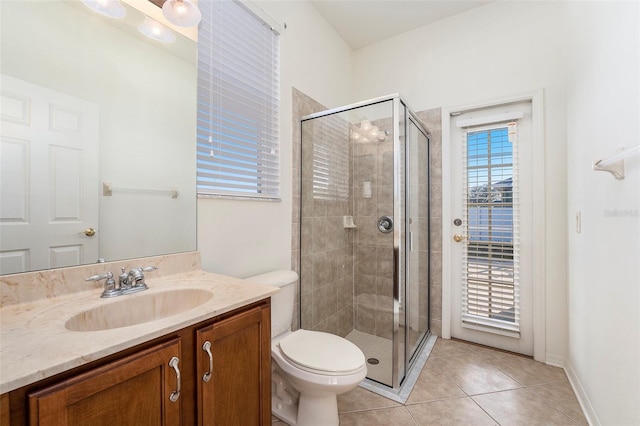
top-left (246, 270), bottom-right (298, 338)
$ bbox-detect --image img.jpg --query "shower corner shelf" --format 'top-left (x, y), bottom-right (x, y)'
top-left (592, 145), bottom-right (639, 180)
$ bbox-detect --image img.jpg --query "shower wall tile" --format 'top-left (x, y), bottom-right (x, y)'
top-left (416, 107), bottom-right (443, 337)
top-left (377, 277), bottom-right (394, 299)
top-left (301, 218), bottom-right (313, 254)
top-left (300, 255), bottom-right (313, 294)
top-left (376, 246), bottom-right (394, 279)
top-left (312, 282), bottom-right (337, 325)
top-left (312, 251), bottom-right (330, 289)
top-left (291, 249), bottom-right (300, 275)
top-left (291, 223), bottom-right (300, 251)
top-left (430, 251), bottom-right (443, 287)
top-left (338, 305), bottom-right (354, 338)
top-left (377, 185), bottom-right (393, 213)
top-left (356, 192), bottom-right (378, 217)
top-left (356, 274), bottom-right (377, 297)
top-left (430, 285), bottom-right (442, 319)
top-left (357, 216), bottom-right (377, 245)
top-left (338, 276), bottom-right (354, 304)
top-left (376, 311), bottom-right (394, 340)
top-left (430, 183), bottom-right (442, 219)
top-left (357, 304), bottom-right (376, 335)
top-left (431, 217), bottom-right (443, 253)
top-left (356, 246), bottom-right (377, 275)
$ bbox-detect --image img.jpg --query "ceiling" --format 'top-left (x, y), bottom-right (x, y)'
top-left (309, 0), bottom-right (491, 50)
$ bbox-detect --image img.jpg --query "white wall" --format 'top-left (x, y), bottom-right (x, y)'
top-left (352, 0), bottom-right (568, 366)
top-left (197, 1), bottom-right (353, 277)
top-left (564, 2), bottom-right (640, 425)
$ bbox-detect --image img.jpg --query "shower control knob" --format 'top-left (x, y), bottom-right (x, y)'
top-left (377, 215), bottom-right (394, 233)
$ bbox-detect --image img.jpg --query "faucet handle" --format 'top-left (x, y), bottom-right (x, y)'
top-left (85, 272), bottom-right (120, 298)
top-left (85, 272), bottom-right (112, 282)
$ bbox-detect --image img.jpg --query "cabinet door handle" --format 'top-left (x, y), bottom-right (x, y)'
top-left (168, 356), bottom-right (181, 402)
top-left (202, 341), bottom-right (213, 383)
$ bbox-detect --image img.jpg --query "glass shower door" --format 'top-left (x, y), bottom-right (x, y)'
top-left (406, 114), bottom-right (430, 368)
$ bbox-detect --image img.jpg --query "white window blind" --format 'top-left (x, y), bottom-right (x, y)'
top-left (197, 0), bottom-right (280, 200)
top-left (461, 123), bottom-right (521, 335)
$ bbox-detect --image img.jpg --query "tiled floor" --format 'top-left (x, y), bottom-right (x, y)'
top-left (273, 338), bottom-right (588, 425)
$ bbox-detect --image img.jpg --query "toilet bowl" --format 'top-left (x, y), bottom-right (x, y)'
top-left (246, 271), bottom-right (367, 426)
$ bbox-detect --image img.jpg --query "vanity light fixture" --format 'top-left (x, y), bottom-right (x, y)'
top-left (138, 17), bottom-right (176, 43)
top-left (81, 0), bottom-right (126, 19)
top-left (162, 0), bottom-right (201, 28)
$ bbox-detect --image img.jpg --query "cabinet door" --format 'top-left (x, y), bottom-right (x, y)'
top-left (196, 305), bottom-right (271, 426)
top-left (28, 339), bottom-right (182, 426)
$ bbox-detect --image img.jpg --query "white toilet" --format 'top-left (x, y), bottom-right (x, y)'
top-left (247, 270), bottom-right (367, 426)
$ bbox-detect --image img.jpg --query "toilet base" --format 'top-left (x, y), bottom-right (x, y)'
top-left (297, 393), bottom-right (339, 426)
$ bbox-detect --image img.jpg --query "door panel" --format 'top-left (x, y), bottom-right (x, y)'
top-left (450, 101), bottom-right (533, 355)
top-left (0, 75), bottom-right (99, 273)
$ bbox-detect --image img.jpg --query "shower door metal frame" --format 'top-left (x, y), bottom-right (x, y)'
top-left (403, 106), bottom-right (432, 382)
top-left (300, 94), bottom-right (431, 392)
top-left (392, 98), bottom-right (432, 389)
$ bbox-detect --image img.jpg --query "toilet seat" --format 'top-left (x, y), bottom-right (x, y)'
top-left (278, 330), bottom-right (365, 376)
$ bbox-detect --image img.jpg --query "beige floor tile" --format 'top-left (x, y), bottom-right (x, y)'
top-left (430, 338), bottom-right (483, 357)
top-left (339, 407), bottom-right (418, 426)
top-left (479, 350), bottom-right (568, 386)
top-left (473, 388), bottom-right (579, 425)
top-left (338, 386), bottom-right (401, 413)
top-left (527, 382), bottom-right (588, 426)
top-left (436, 354), bottom-right (523, 395)
top-left (407, 397), bottom-right (498, 425)
top-left (405, 369), bottom-right (466, 404)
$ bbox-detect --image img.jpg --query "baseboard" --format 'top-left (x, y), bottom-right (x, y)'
top-left (545, 352), bottom-right (565, 368)
top-left (565, 360), bottom-right (600, 426)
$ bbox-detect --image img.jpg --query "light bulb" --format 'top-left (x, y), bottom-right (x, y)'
top-left (138, 17), bottom-right (176, 43)
top-left (368, 127), bottom-right (379, 140)
top-left (82, 0), bottom-right (126, 18)
top-left (162, 0), bottom-right (202, 28)
top-left (360, 120), bottom-right (372, 132)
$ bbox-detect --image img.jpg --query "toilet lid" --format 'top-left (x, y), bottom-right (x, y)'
top-left (278, 330), bottom-right (365, 374)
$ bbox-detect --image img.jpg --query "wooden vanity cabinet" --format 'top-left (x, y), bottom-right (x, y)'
top-left (28, 339), bottom-right (182, 426)
top-left (4, 299), bottom-right (271, 426)
top-left (196, 305), bottom-right (271, 426)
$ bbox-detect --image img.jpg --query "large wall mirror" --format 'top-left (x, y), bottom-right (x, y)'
top-left (0, 1), bottom-right (197, 275)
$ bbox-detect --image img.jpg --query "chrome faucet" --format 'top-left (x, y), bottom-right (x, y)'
top-left (121, 266), bottom-right (157, 294)
top-left (86, 266), bottom-right (158, 298)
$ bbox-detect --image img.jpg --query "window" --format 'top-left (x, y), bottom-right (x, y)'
top-left (462, 124), bottom-right (520, 333)
top-left (196, 0), bottom-right (280, 200)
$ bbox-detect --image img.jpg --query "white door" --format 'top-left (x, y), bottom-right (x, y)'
top-left (0, 75), bottom-right (99, 274)
top-left (449, 100), bottom-right (534, 355)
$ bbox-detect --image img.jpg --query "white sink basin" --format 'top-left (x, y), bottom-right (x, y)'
top-left (65, 288), bottom-right (213, 332)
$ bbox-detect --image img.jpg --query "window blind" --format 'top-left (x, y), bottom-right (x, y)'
top-left (461, 123), bottom-right (521, 335)
top-left (197, 0), bottom-right (280, 200)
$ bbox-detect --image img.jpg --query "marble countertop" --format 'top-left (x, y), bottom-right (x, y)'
top-left (0, 270), bottom-right (278, 394)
